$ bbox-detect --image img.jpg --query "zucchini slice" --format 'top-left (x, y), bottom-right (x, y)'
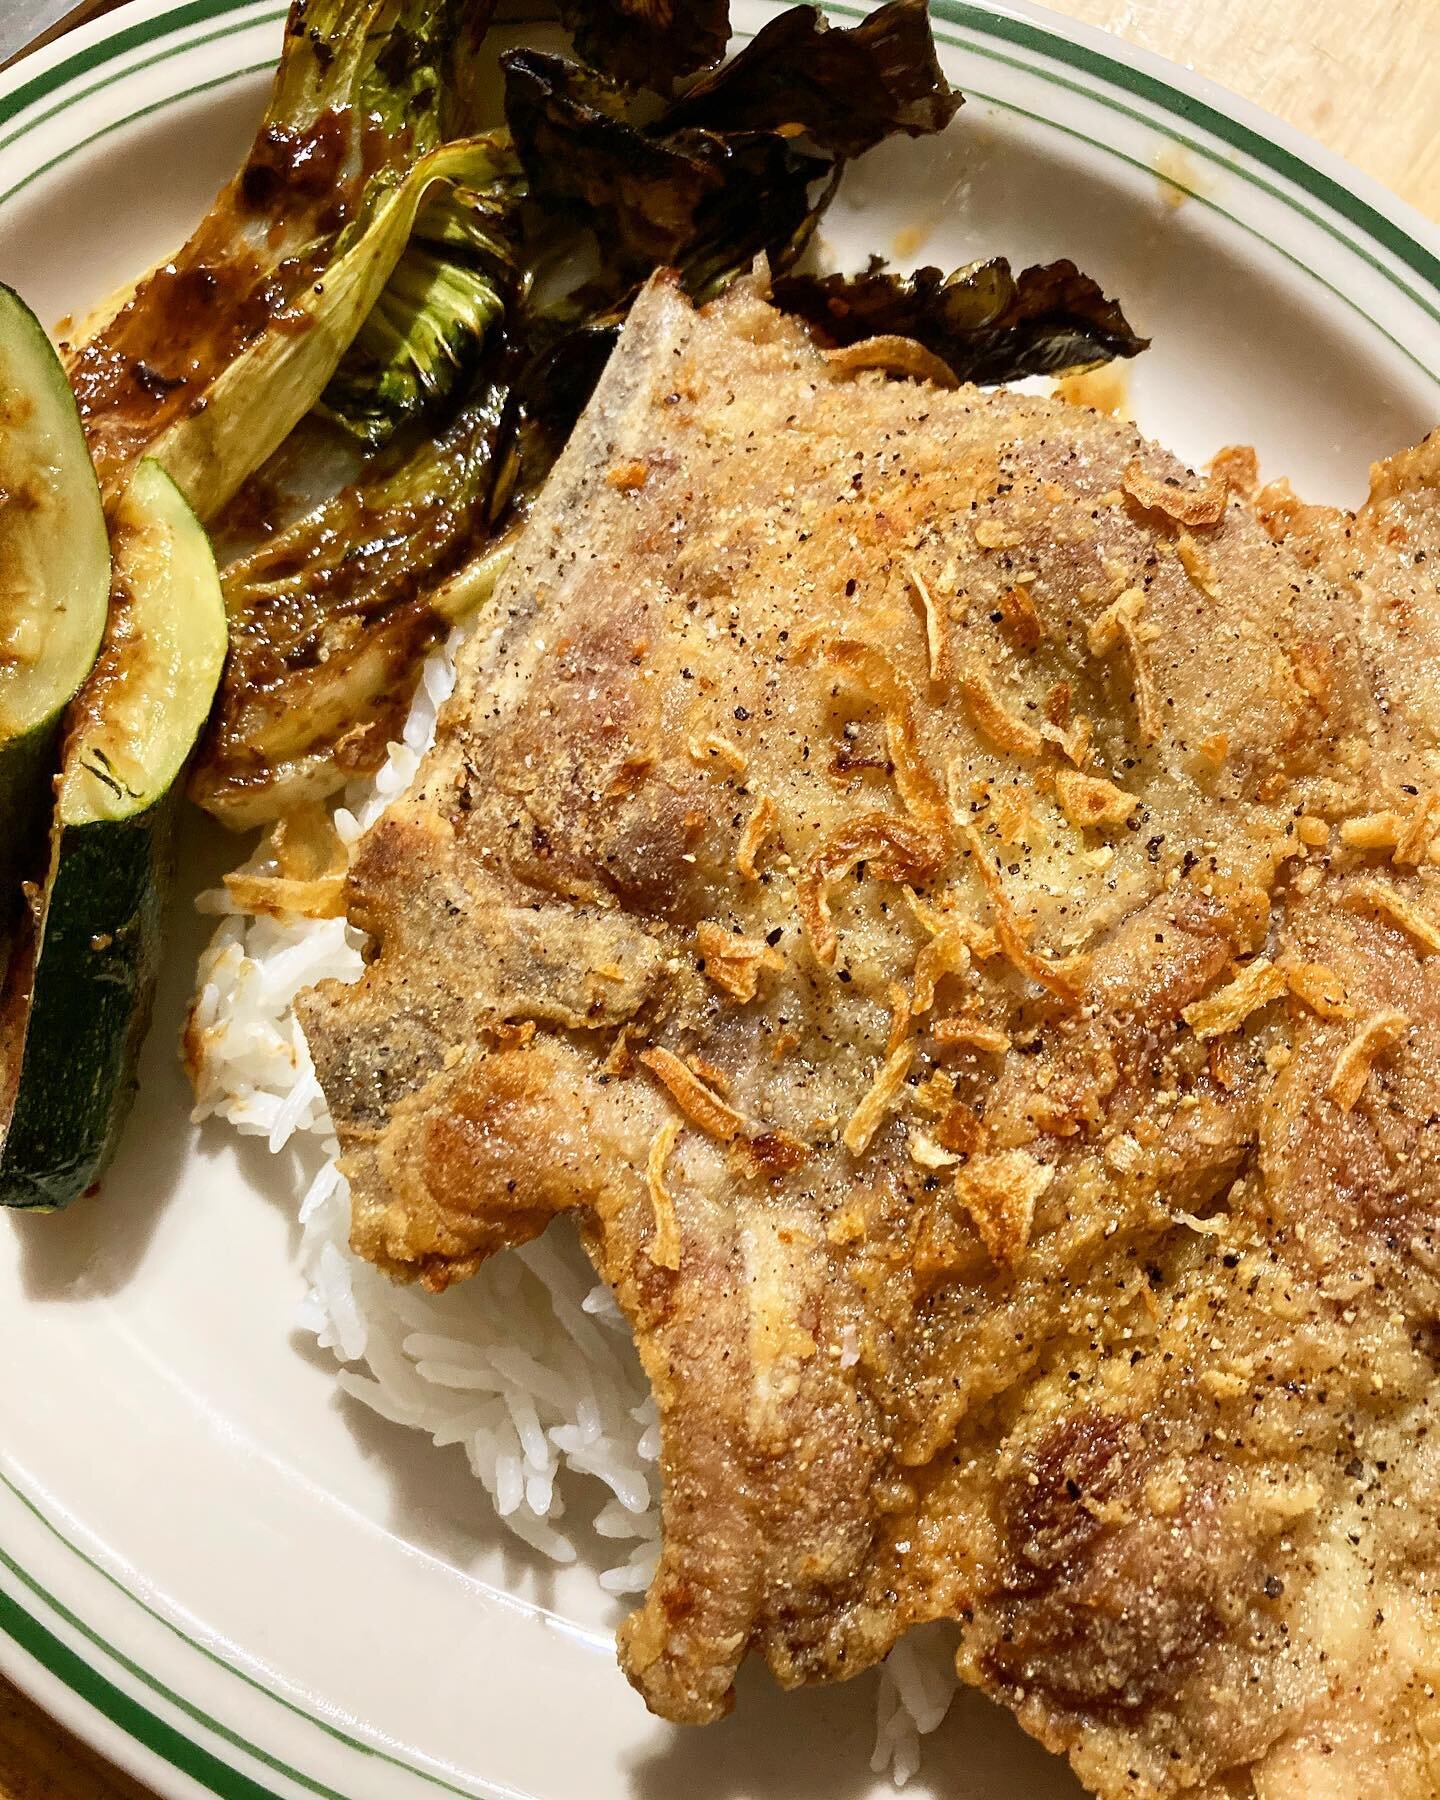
top-left (0, 460), bottom-right (227, 1209)
top-left (0, 284), bottom-right (110, 887)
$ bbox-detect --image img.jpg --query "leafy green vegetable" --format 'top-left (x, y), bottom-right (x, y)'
top-left (504, 51), bottom-right (729, 265)
top-left (771, 256), bottom-right (1149, 384)
top-left (556, 0), bottom-right (729, 91)
top-left (664, 0), bottom-right (961, 156)
top-left (501, 0), bottom-right (961, 303)
top-left (66, 0), bottom-right (492, 503)
top-left (148, 137), bottom-right (513, 522)
top-left (193, 368), bottom-right (509, 824)
top-left (321, 141), bottom-right (524, 445)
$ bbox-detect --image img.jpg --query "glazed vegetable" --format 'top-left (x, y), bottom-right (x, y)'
top-left (0, 285), bottom-right (111, 896)
top-left (64, 0), bottom-right (496, 509)
top-left (321, 142), bottom-right (524, 446)
top-left (0, 461), bottom-right (228, 1209)
top-left (501, 48), bottom-right (835, 280)
top-left (770, 256), bottom-right (1150, 384)
top-left (556, 0), bottom-right (729, 90)
top-left (193, 369), bottom-right (511, 825)
top-left (661, 0), bottom-right (961, 154)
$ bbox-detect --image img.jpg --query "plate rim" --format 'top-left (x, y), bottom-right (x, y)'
top-left (0, 4), bottom-right (1437, 1798)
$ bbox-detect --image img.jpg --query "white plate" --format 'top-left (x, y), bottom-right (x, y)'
top-left (0, 5), bottom-right (1437, 1798)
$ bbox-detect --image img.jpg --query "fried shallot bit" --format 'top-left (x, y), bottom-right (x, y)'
top-left (1175, 530), bottom-right (1221, 601)
top-left (955, 1148), bottom-right (1053, 1268)
top-left (1040, 681), bottom-right (1092, 766)
top-left (1087, 585), bottom-right (1161, 745)
top-left (1327, 1010), bottom-right (1410, 1113)
top-left (822, 335), bottom-right (959, 389)
top-left (799, 811), bottom-right (946, 968)
top-left (1209, 442), bottom-right (1260, 499)
top-left (640, 1047), bottom-right (747, 1142)
top-left (689, 730), bottom-right (749, 774)
top-left (601, 1024), bottom-right (634, 1077)
top-left (274, 802), bottom-right (347, 880)
top-left (884, 982), bottom-right (912, 1056)
top-left (962, 825), bottom-right (1088, 1003)
top-left (904, 885), bottom-right (1000, 963)
top-left (843, 1040), bottom-right (915, 1157)
top-left (908, 1128), bottom-right (959, 1170)
top-left (958, 665), bottom-right (1043, 758)
top-left (911, 927), bottom-right (972, 1015)
top-left (1053, 767), bottom-right (1137, 830)
top-left (735, 793), bottom-right (777, 881)
top-left (1181, 957), bottom-right (1290, 1039)
top-left (1341, 812), bottom-right (1404, 853)
top-left (1123, 457), bottom-right (1227, 526)
top-left (1282, 961), bottom-right (1355, 1021)
top-left (1342, 879), bottom-right (1440, 954)
top-left (933, 1016), bottom-right (1010, 1054)
top-left (1005, 580), bottom-right (1048, 648)
top-left (907, 565), bottom-right (951, 686)
top-left (225, 802), bottom-right (350, 919)
top-left (985, 783), bottom-right (1040, 847)
top-left (823, 638), bottom-right (951, 835)
top-left (223, 869), bottom-right (348, 920)
top-left (646, 1119), bottom-right (683, 1270)
top-left (1395, 792), bottom-right (1440, 864)
top-left (695, 921), bottom-right (783, 1004)
top-left (1337, 794), bottom-right (1440, 863)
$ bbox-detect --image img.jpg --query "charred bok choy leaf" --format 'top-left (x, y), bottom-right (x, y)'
top-left (320, 140), bottom-right (524, 446)
top-left (661, 0), bottom-right (961, 155)
top-left (555, 0), bottom-right (730, 91)
top-left (65, 0), bottom-right (498, 514)
top-left (501, 0), bottom-right (963, 288)
top-left (771, 256), bottom-right (1149, 384)
top-left (193, 370), bottom-right (510, 825)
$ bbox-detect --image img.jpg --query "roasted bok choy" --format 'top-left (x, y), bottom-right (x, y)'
top-left (63, 0), bottom-right (500, 516)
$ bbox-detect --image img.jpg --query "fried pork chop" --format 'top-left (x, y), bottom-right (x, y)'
top-left (298, 273), bottom-right (1440, 1799)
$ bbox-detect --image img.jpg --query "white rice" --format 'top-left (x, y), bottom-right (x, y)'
top-left (188, 629), bottom-right (957, 1781)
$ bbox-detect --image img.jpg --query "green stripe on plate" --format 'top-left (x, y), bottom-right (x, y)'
top-left (929, 0), bottom-right (1440, 293)
top-left (0, 1464), bottom-right (496, 1798)
top-left (1, 0), bottom-right (263, 122)
top-left (0, 16), bottom-right (282, 163)
top-left (0, 63), bottom-right (277, 208)
top-left (0, 1581), bottom-right (284, 1800)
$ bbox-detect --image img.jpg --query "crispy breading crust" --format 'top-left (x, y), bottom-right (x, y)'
top-left (300, 275), bottom-right (1440, 1800)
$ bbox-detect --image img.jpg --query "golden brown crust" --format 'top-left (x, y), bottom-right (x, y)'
top-left (298, 281), bottom-right (1440, 1798)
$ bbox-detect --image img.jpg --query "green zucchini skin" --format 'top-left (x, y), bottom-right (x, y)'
top-left (0, 459), bottom-right (225, 1210)
top-left (0, 797), bottom-right (174, 1210)
top-left (0, 721), bottom-right (60, 903)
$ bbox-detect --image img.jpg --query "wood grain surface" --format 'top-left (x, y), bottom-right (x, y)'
top-left (0, 2), bottom-right (1436, 1796)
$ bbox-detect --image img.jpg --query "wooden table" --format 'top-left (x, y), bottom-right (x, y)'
top-left (2, 1), bottom-right (1437, 1795)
